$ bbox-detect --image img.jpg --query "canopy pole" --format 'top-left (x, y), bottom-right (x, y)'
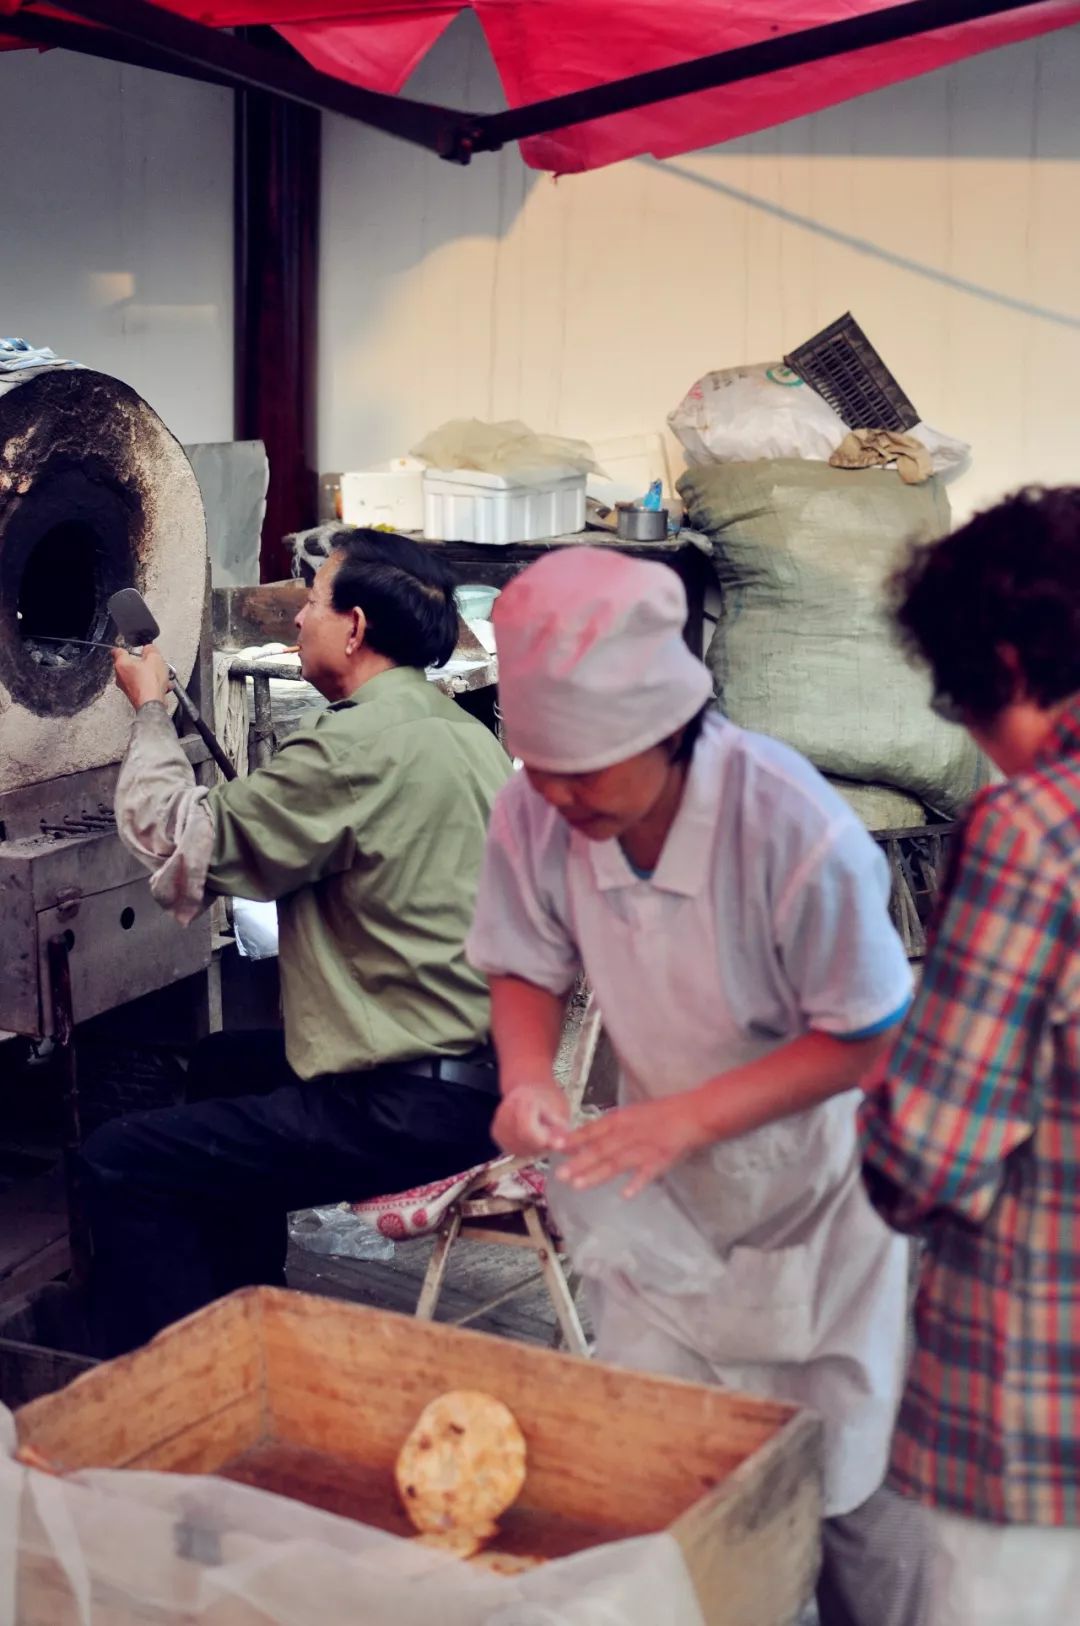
top-left (19, 0), bottom-right (474, 156)
top-left (234, 29), bottom-right (321, 579)
top-left (0, 8), bottom-right (235, 85)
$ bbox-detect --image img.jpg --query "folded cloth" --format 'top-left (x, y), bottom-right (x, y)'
top-left (0, 337), bottom-right (81, 374)
top-left (351, 1157), bottom-right (547, 1240)
top-left (829, 428), bottom-right (933, 485)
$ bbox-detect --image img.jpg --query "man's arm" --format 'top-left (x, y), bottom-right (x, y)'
top-left (861, 795), bottom-right (1069, 1230)
top-left (112, 648), bottom-right (216, 925)
top-left (113, 645), bottom-right (359, 919)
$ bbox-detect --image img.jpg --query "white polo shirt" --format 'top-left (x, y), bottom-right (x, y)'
top-left (468, 710), bottom-right (912, 1093)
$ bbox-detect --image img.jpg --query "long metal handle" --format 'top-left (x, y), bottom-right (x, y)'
top-left (169, 675), bottom-right (237, 781)
top-left (33, 622), bottom-right (238, 781)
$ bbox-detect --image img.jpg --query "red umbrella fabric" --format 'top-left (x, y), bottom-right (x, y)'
top-left (4, 0), bottom-right (1079, 172)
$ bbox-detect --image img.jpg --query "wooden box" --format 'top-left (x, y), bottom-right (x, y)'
top-left (14, 1287), bottom-right (822, 1625)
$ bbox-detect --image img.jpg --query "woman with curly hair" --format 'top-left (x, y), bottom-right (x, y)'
top-left (862, 486), bottom-right (1080, 1625)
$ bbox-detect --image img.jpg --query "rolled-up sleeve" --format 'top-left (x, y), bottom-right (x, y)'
top-left (861, 797), bottom-right (1068, 1230)
top-left (777, 818), bottom-right (913, 1040)
top-left (466, 780), bottom-right (581, 996)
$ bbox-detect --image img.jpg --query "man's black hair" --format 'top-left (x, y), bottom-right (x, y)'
top-left (891, 487), bottom-right (1080, 724)
top-left (324, 528), bottom-right (460, 670)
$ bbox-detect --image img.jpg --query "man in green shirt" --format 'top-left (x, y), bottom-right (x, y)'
top-left (79, 530), bottom-right (512, 1354)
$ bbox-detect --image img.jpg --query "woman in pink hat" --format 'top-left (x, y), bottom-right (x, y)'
top-left (467, 546), bottom-right (926, 1625)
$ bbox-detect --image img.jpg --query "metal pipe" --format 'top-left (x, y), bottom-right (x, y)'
top-left (250, 673), bottom-right (275, 770)
top-left (28, 635), bottom-right (118, 653)
top-left (47, 934), bottom-right (92, 1291)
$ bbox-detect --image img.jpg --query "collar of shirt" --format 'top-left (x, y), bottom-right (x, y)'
top-left (1034, 689), bottom-right (1080, 770)
top-left (585, 716), bottom-right (731, 896)
top-left (330, 665), bottom-right (429, 711)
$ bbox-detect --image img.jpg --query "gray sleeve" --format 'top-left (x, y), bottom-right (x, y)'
top-left (776, 819), bottom-right (914, 1038)
top-left (466, 779), bottom-right (581, 996)
top-left (114, 702), bottom-right (215, 926)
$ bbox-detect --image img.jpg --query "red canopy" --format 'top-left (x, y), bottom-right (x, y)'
top-left (5, 0), bottom-right (1079, 172)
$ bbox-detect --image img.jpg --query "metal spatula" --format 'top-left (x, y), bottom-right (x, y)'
top-left (107, 589), bottom-right (237, 781)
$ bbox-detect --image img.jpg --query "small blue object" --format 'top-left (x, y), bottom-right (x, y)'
top-left (641, 479), bottom-right (663, 511)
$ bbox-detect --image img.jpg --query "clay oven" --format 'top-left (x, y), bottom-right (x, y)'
top-left (0, 366), bottom-right (212, 1036)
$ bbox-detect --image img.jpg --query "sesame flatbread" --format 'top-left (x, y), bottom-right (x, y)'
top-left (469, 1551), bottom-right (544, 1577)
top-left (412, 1529), bottom-right (487, 1560)
top-left (396, 1391), bottom-right (527, 1539)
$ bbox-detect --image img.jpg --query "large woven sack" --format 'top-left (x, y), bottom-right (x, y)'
top-left (827, 779), bottom-right (928, 830)
top-left (678, 460), bottom-right (987, 817)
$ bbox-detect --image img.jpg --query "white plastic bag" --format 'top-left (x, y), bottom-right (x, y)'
top-left (669, 363), bottom-right (844, 463)
top-left (288, 1203), bottom-right (395, 1262)
top-left (1, 1418), bottom-right (706, 1626)
top-left (548, 1171), bottom-right (819, 1371)
top-left (232, 897), bottom-right (280, 960)
top-left (668, 363), bottom-right (968, 475)
top-left (412, 419), bottom-right (598, 485)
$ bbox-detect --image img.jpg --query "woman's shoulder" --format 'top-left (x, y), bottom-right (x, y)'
top-left (705, 712), bottom-right (863, 849)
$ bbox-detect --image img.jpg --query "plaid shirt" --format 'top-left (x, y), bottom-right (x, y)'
top-left (861, 694), bottom-right (1080, 1526)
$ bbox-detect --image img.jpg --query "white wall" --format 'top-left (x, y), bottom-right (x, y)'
top-left (0, 49), bottom-right (233, 444)
top-left (321, 16), bottom-right (1080, 522)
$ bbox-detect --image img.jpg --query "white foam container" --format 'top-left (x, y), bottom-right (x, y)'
top-left (422, 467), bottom-right (586, 544)
top-left (341, 462), bottom-right (424, 532)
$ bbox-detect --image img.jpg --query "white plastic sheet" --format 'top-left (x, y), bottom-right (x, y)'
top-left (2, 1407), bottom-right (707, 1626)
top-left (412, 420), bottom-right (598, 485)
top-left (232, 897), bottom-right (280, 960)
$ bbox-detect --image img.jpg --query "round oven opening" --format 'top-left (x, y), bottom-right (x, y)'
top-left (0, 466), bottom-right (139, 717)
top-left (18, 519), bottom-right (104, 663)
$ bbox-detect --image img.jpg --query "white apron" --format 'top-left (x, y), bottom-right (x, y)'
top-left (564, 836), bottom-right (909, 1519)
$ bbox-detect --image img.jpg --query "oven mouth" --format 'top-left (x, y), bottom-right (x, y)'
top-left (0, 466), bottom-right (138, 717)
top-left (19, 519), bottom-right (109, 666)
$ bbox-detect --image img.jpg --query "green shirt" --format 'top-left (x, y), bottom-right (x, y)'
top-left (205, 667), bottom-right (512, 1079)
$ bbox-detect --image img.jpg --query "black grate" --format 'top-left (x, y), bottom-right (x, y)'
top-left (785, 313), bottom-right (919, 433)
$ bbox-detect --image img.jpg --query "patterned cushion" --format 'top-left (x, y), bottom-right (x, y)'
top-left (349, 1159), bottom-right (547, 1241)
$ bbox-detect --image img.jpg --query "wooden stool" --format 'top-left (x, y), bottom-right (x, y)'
top-left (411, 994), bottom-right (604, 1357)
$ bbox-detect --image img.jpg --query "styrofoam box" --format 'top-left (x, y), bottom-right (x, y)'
top-left (423, 467), bottom-right (586, 545)
top-left (341, 465), bottom-right (424, 532)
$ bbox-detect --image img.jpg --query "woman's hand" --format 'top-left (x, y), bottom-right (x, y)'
top-left (492, 1083), bottom-right (571, 1158)
top-left (554, 1095), bottom-right (709, 1198)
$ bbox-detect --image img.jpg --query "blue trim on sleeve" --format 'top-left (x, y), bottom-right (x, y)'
top-left (836, 997), bottom-right (913, 1042)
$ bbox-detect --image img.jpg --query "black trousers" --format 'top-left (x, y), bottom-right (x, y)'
top-left (78, 1030), bottom-right (498, 1356)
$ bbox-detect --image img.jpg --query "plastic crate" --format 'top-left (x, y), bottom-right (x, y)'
top-left (785, 313), bottom-right (920, 433)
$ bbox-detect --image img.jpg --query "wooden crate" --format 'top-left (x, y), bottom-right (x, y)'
top-left (15, 1287), bottom-right (823, 1625)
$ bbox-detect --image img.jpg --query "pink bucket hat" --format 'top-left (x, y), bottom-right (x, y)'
top-left (493, 547), bottom-right (712, 773)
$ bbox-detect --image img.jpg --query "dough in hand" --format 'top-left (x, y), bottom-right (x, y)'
top-left (396, 1391), bottom-right (527, 1539)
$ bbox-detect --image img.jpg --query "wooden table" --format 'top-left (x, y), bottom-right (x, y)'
top-left (419, 531), bottom-right (714, 655)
